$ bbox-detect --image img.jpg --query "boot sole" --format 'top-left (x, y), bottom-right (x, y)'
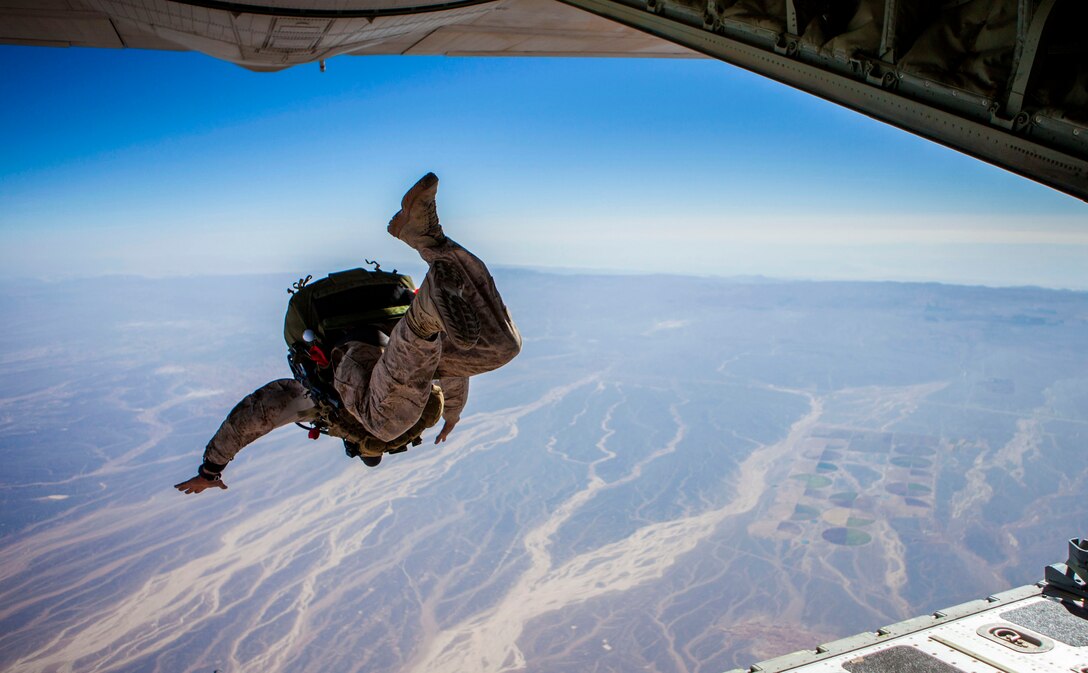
top-left (388, 172), bottom-right (438, 241)
top-left (430, 260), bottom-right (480, 350)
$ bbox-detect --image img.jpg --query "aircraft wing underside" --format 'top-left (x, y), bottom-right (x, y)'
top-left (0, 0), bottom-right (696, 63)
top-left (1, 0), bottom-right (1085, 201)
top-left (557, 0), bottom-right (1088, 201)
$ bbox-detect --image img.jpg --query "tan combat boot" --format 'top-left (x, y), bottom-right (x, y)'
top-left (388, 172), bottom-right (447, 251)
top-left (403, 259), bottom-right (480, 349)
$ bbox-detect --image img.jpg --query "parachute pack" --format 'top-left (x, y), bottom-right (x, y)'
top-left (283, 265), bottom-right (445, 466)
top-left (284, 266), bottom-right (416, 409)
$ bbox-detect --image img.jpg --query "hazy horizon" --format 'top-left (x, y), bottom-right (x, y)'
top-left (10, 260), bottom-right (1088, 293)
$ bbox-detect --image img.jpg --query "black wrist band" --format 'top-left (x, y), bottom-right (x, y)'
top-left (198, 464), bottom-right (223, 481)
top-left (201, 458), bottom-right (226, 473)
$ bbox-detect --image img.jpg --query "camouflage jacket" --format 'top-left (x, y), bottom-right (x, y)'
top-left (203, 376), bottom-right (467, 469)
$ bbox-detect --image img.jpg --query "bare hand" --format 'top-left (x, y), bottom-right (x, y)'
top-left (435, 419), bottom-right (458, 444)
top-left (174, 475), bottom-right (228, 494)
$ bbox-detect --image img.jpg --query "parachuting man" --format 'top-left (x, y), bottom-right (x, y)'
top-left (174, 173), bottom-right (522, 493)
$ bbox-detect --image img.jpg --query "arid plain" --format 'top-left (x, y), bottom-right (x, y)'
top-left (1, 271), bottom-right (1085, 673)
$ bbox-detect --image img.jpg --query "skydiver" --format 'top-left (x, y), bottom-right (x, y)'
top-left (174, 172), bottom-right (522, 494)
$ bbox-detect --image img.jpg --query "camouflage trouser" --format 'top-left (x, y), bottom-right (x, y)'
top-left (332, 240), bottom-right (521, 442)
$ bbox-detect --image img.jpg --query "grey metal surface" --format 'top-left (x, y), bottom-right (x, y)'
top-left (722, 583), bottom-right (1047, 673)
top-left (722, 582), bottom-right (1088, 673)
top-left (1002, 599), bottom-right (1088, 647)
top-left (840, 645), bottom-right (964, 673)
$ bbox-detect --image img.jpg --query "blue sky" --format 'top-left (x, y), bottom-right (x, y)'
top-left (1, 46), bottom-right (1085, 288)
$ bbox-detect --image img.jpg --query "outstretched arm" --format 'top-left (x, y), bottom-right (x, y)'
top-left (435, 376), bottom-right (468, 443)
top-left (175, 379), bottom-right (316, 494)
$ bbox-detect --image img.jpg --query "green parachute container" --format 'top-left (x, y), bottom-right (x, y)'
top-left (284, 267), bottom-right (416, 406)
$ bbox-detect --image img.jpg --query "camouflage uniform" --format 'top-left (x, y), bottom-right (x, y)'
top-left (202, 239), bottom-right (521, 470)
